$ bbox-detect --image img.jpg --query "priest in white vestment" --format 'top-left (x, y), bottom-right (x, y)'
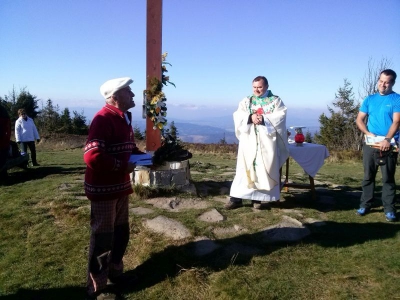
top-left (226, 76), bottom-right (289, 210)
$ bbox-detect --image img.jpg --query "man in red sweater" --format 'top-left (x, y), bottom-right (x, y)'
top-left (84, 77), bottom-right (143, 300)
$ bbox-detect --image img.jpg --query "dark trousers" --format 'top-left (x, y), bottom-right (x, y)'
top-left (360, 144), bottom-right (398, 213)
top-left (19, 141), bottom-right (37, 164)
top-left (0, 148), bottom-right (8, 182)
top-left (87, 196), bottom-right (130, 295)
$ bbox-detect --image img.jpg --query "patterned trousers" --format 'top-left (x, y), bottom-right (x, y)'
top-left (87, 196), bottom-right (130, 295)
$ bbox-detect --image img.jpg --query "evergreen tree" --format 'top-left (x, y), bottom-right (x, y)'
top-left (169, 121), bottom-right (178, 140)
top-left (2, 87), bottom-right (40, 123)
top-left (36, 99), bottom-right (60, 133)
top-left (60, 108), bottom-right (72, 133)
top-left (2, 87), bottom-right (89, 136)
top-left (304, 130), bottom-right (313, 143)
top-left (15, 89), bottom-right (40, 120)
top-left (219, 133), bottom-right (227, 144)
top-left (314, 79), bottom-right (360, 150)
top-left (133, 125), bottom-right (144, 140)
top-left (71, 110), bottom-right (88, 135)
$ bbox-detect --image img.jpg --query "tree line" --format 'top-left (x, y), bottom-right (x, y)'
top-left (137, 56), bottom-right (391, 151)
top-left (1, 58), bottom-right (390, 151)
top-left (0, 87), bottom-right (89, 136)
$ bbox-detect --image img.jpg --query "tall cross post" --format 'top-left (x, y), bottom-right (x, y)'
top-left (146, 0), bottom-right (162, 152)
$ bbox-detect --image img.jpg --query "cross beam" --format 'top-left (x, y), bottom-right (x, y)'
top-left (146, 0), bottom-right (162, 152)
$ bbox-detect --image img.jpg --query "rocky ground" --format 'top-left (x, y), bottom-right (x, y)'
top-left (60, 176), bottom-right (363, 258)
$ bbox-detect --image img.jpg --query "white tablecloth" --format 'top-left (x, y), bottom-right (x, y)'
top-left (288, 143), bottom-right (329, 177)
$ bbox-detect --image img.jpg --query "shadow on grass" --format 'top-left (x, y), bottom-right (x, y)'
top-left (2, 220), bottom-right (400, 299)
top-left (2, 176), bottom-right (399, 299)
top-left (4, 166), bottom-right (85, 186)
top-left (0, 287), bottom-right (85, 300)
top-left (194, 178), bottom-right (365, 213)
top-left (122, 220), bottom-right (400, 294)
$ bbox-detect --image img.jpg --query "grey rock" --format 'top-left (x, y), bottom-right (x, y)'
top-left (146, 197), bottom-right (209, 212)
top-left (261, 215), bottom-right (311, 243)
top-left (59, 183), bottom-right (72, 190)
top-left (198, 209), bottom-right (225, 223)
top-left (191, 237), bottom-right (221, 256)
top-left (144, 216), bottom-right (191, 240)
top-left (213, 196), bottom-right (230, 204)
top-left (213, 225), bottom-right (248, 238)
top-left (130, 207), bottom-right (154, 215)
top-left (281, 209), bottom-right (304, 214)
top-left (303, 218), bottom-right (326, 227)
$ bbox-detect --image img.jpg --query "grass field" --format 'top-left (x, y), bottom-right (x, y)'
top-left (1, 140), bottom-right (400, 300)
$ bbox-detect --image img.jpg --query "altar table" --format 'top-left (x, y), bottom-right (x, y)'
top-left (282, 142), bottom-right (330, 199)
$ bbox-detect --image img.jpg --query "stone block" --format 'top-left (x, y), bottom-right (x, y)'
top-left (131, 160), bottom-right (191, 188)
top-left (133, 169), bottom-right (151, 186)
top-left (171, 170), bottom-right (189, 186)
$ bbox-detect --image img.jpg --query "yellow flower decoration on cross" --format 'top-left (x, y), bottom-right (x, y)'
top-left (145, 52), bottom-right (175, 130)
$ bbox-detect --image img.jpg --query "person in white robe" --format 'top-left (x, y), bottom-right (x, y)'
top-left (226, 76), bottom-right (289, 209)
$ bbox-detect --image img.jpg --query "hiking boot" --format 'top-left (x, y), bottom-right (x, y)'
top-left (86, 291), bottom-right (119, 300)
top-left (385, 212), bottom-right (397, 222)
top-left (356, 207), bottom-right (370, 216)
top-left (224, 199), bottom-right (243, 210)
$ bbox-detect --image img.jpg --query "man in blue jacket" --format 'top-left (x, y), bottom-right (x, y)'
top-left (356, 69), bottom-right (400, 222)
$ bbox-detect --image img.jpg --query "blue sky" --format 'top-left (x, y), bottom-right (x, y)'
top-left (1, 0), bottom-right (399, 125)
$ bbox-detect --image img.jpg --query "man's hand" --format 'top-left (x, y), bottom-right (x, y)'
top-left (125, 162), bottom-right (136, 173)
top-left (36, 139), bottom-right (40, 143)
top-left (378, 139), bottom-right (391, 151)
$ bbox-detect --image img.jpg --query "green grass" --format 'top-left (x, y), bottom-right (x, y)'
top-left (1, 143), bottom-right (400, 300)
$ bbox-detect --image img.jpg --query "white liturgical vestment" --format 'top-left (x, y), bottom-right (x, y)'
top-left (230, 92), bottom-right (289, 201)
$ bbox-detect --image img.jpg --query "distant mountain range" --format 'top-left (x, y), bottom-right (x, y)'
top-left (131, 107), bottom-right (322, 144)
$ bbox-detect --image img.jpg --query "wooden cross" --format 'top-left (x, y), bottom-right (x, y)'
top-left (146, 0), bottom-right (162, 152)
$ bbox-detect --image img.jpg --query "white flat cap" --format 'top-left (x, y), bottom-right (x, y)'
top-left (100, 77), bottom-right (133, 99)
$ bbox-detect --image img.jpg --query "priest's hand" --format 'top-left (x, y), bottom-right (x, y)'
top-left (251, 114), bottom-right (263, 125)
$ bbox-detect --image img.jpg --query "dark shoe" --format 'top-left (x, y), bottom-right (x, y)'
top-left (86, 290), bottom-right (120, 300)
top-left (385, 212), bottom-right (397, 222)
top-left (224, 199), bottom-right (243, 210)
top-left (32, 162), bottom-right (40, 166)
top-left (108, 273), bottom-right (138, 289)
top-left (356, 207), bottom-right (370, 216)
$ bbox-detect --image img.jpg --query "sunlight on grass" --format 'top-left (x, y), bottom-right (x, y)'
top-left (1, 142), bottom-right (400, 299)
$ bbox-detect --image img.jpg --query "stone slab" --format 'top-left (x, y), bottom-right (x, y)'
top-left (144, 215), bottom-right (191, 240)
top-left (130, 207), bottom-right (155, 215)
top-left (145, 197), bottom-right (209, 211)
top-left (261, 215), bottom-right (311, 243)
top-left (198, 209), bottom-right (225, 223)
top-left (191, 236), bottom-right (221, 256)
